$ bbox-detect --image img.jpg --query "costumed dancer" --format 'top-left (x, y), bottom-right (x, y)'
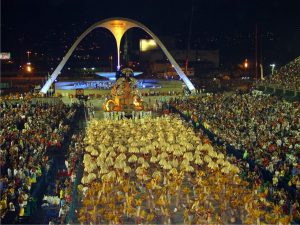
top-left (109, 111), bottom-right (114, 120)
top-left (139, 111), bottom-right (143, 119)
top-left (114, 111), bottom-right (118, 120)
top-left (118, 111), bottom-right (122, 120)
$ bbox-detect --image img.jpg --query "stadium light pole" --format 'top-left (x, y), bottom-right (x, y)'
top-left (109, 56), bottom-right (113, 72)
top-left (26, 51), bottom-right (31, 63)
top-left (270, 64), bottom-right (275, 75)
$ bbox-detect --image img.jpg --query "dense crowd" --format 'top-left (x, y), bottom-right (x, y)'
top-left (207, 142), bottom-right (299, 218)
top-left (0, 100), bottom-right (77, 223)
top-left (0, 92), bottom-right (41, 101)
top-left (60, 133), bottom-right (84, 224)
top-left (259, 56), bottom-right (300, 91)
top-left (169, 91), bottom-right (300, 219)
top-left (171, 92), bottom-right (300, 180)
top-left (1, 73), bottom-right (300, 224)
top-left (44, 133), bottom-right (85, 225)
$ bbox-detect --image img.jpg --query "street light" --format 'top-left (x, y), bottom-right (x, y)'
top-left (243, 59), bottom-right (249, 78)
top-left (26, 66), bottom-right (32, 72)
top-left (270, 64), bottom-right (275, 75)
top-left (244, 59), bottom-right (248, 69)
top-left (26, 62), bottom-right (32, 73)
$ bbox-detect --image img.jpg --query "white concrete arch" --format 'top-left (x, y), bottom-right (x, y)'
top-left (40, 17), bottom-right (195, 93)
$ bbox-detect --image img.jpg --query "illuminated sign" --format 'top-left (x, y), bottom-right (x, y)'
top-left (139, 39), bottom-right (158, 52)
top-left (0, 52), bottom-right (11, 60)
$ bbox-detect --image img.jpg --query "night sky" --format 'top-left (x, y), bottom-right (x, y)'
top-left (2, 0), bottom-right (300, 69)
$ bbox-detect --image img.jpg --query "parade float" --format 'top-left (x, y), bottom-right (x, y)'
top-left (103, 68), bottom-right (144, 113)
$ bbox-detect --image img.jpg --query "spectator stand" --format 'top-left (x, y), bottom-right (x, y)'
top-left (169, 105), bottom-right (297, 205)
top-left (257, 56), bottom-right (300, 99)
top-left (43, 105), bottom-right (86, 224)
top-left (25, 104), bottom-right (83, 224)
top-left (66, 108), bottom-right (87, 223)
top-left (39, 156), bottom-right (67, 224)
top-left (1, 101), bottom-right (74, 224)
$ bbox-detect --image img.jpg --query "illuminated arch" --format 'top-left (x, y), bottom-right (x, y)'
top-left (40, 17), bottom-right (195, 93)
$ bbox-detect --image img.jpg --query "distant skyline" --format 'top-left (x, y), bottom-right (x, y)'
top-left (2, 0), bottom-right (300, 70)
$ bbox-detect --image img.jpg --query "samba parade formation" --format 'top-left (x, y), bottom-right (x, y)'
top-left (79, 116), bottom-right (291, 224)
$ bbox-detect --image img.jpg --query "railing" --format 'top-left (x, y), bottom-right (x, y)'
top-left (66, 155), bottom-right (84, 224)
top-left (257, 85), bottom-right (300, 100)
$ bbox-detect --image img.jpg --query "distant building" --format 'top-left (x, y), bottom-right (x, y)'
top-left (139, 39), bottom-right (219, 77)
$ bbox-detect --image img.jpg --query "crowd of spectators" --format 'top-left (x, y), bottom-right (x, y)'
top-left (171, 92), bottom-right (300, 186)
top-left (258, 56), bottom-right (300, 91)
top-left (169, 90), bottom-right (300, 220)
top-left (212, 142), bottom-right (299, 218)
top-left (60, 133), bottom-right (84, 223)
top-left (0, 92), bottom-right (41, 101)
top-left (44, 133), bottom-right (85, 225)
top-left (0, 99), bottom-right (77, 223)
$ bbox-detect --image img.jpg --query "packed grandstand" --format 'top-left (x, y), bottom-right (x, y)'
top-left (259, 56), bottom-right (300, 91)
